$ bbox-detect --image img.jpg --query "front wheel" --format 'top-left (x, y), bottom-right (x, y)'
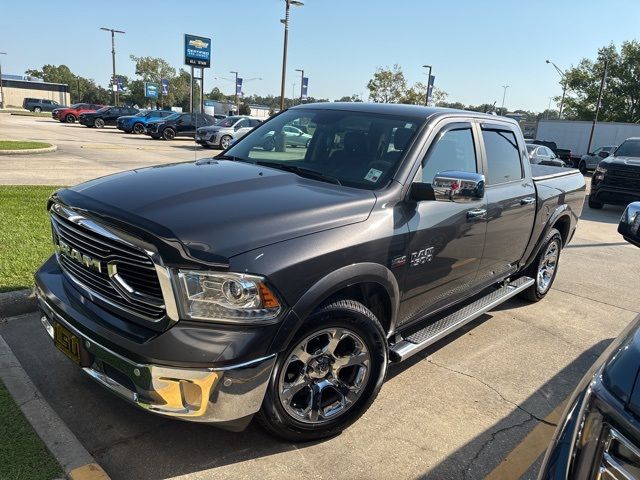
top-left (65, 114), bottom-right (76, 123)
top-left (162, 128), bottom-right (176, 140)
top-left (132, 122), bottom-right (145, 134)
top-left (220, 135), bottom-right (232, 150)
top-left (257, 300), bottom-right (388, 442)
top-left (94, 118), bottom-right (105, 128)
top-left (33, 107), bottom-right (42, 113)
top-left (588, 195), bottom-right (604, 209)
top-left (519, 228), bottom-right (562, 302)
top-left (579, 161), bottom-right (587, 174)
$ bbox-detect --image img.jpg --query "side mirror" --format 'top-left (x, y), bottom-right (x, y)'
top-left (409, 182), bottom-right (436, 202)
top-left (619, 202), bottom-right (640, 248)
top-left (598, 151), bottom-right (609, 158)
top-left (432, 171), bottom-right (485, 203)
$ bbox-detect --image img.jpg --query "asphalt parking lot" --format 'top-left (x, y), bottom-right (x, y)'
top-left (0, 113), bottom-right (220, 185)
top-left (2, 114), bottom-right (639, 479)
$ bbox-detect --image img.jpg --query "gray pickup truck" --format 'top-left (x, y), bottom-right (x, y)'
top-left (36, 103), bottom-right (586, 441)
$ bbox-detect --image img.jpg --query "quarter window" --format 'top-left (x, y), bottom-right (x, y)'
top-left (482, 129), bottom-right (523, 184)
top-left (420, 126), bottom-right (477, 184)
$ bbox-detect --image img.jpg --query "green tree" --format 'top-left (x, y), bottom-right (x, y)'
top-left (366, 65), bottom-right (407, 103)
top-left (335, 94), bottom-right (363, 102)
top-left (25, 64), bottom-right (109, 104)
top-left (208, 87), bottom-right (228, 101)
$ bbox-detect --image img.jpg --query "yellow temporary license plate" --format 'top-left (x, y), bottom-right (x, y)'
top-left (54, 322), bottom-right (81, 364)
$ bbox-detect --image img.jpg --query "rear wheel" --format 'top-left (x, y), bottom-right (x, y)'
top-left (133, 122), bottom-right (145, 134)
top-left (65, 114), bottom-right (76, 123)
top-left (162, 128), bottom-right (176, 140)
top-left (33, 107), bottom-right (42, 113)
top-left (257, 299), bottom-right (388, 442)
top-left (588, 195), bottom-right (604, 209)
top-left (220, 135), bottom-right (232, 150)
top-left (94, 118), bottom-right (105, 128)
top-left (579, 161), bottom-right (587, 174)
top-left (519, 228), bottom-right (562, 302)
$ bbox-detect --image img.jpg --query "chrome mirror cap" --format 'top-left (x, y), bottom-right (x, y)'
top-left (432, 171), bottom-right (485, 203)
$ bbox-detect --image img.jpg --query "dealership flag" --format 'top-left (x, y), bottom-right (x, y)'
top-left (301, 77), bottom-right (309, 100)
top-left (161, 79), bottom-right (169, 96)
top-left (116, 76), bottom-right (125, 92)
top-left (427, 75), bottom-right (436, 105)
top-left (236, 77), bottom-right (243, 97)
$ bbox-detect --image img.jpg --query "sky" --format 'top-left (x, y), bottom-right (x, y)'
top-left (2, 0), bottom-right (639, 112)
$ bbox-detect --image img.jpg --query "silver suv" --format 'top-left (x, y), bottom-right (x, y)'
top-left (196, 116), bottom-right (262, 149)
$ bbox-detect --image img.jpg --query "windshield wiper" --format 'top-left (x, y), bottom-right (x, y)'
top-left (214, 154), bottom-right (250, 163)
top-left (256, 161), bottom-right (342, 186)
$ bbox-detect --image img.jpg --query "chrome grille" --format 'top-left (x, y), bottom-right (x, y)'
top-left (607, 167), bottom-right (640, 191)
top-left (51, 210), bottom-right (165, 321)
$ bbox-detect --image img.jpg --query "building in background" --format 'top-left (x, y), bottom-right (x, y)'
top-left (248, 104), bottom-right (271, 118)
top-left (0, 74), bottom-right (70, 108)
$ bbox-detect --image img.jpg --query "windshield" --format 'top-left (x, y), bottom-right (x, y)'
top-left (223, 109), bottom-right (422, 190)
top-left (96, 107), bottom-right (110, 113)
top-left (216, 116), bottom-right (242, 127)
top-left (163, 113), bottom-right (181, 121)
top-left (614, 140), bottom-right (640, 157)
top-left (69, 103), bottom-right (82, 109)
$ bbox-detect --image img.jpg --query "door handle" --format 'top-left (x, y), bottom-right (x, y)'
top-left (467, 208), bottom-right (487, 220)
top-left (520, 197), bottom-right (535, 205)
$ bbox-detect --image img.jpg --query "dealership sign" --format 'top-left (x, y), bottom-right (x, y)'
top-left (161, 78), bottom-right (169, 96)
top-left (301, 77), bottom-right (309, 100)
top-left (145, 82), bottom-right (159, 98)
top-left (184, 34), bottom-right (211, 68)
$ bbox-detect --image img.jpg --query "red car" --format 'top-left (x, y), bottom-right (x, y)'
top-left (52, 103), bottom-right (104, 123)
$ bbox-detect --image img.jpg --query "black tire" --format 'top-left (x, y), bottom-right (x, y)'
top-left (65, 114), bottom-right (76, 123)
top-left (519, 228), bottom-right (562, 302)
top-left (33, 107), bottom-right (42, 113)
top-left (257, 299), bottom-right (388, 442)
top-left (220, 135), bottom-right (232, 150)
top-left (588, 195), bottom-right (604, 209)
top-left (579, 161), bottom-right (587, 174)
top-left (94, 118), bottom-right (105, 128)
top-left (263, 136), bottom-right (275, 151)
top-left (162, 128), bottom-right (176, 140)
top-left (133, 122), bottom-right (145, 134)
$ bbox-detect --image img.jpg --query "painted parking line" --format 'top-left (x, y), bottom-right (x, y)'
top-left (485, 399), bottom-right (568, 480)
top-left (79, 144), bottom-right (192, 151)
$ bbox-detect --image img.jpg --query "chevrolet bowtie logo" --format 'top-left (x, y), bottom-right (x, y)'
top-left (55, 238), bottom-right (102, 273)
top-left (189, 39), bottom-right (208, 49)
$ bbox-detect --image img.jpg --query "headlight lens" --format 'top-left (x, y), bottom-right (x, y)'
top-left (175, 270), bottom-right (281, 323)
top-left (595, 165), bottom-right (607, 179)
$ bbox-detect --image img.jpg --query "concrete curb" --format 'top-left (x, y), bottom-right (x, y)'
top-left (0, 333), bottom-right (110, 480)
top-left (0, 144), bottom-right (57, 155)
top-left (0, 289), bottom-right (38, 318)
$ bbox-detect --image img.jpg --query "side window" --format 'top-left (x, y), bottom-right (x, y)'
top-left (236, 119), bottom-right (250, 129)
top-left (420, 125), bottom-right (477, 184)
top-left (250, 119), bottom-right (262, 127)
top-left (482, 128), bottom-right (523, 185)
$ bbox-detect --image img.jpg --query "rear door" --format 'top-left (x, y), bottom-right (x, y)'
top-left (176, 114), bottom-right (196, 136)
top-left (397, 120), bottom-right (488, 326)
top-left (477, 122), bottom-right (536, 283)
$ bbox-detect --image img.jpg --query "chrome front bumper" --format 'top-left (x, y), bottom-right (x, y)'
top-left (38, 294), bottom-right (276, 427)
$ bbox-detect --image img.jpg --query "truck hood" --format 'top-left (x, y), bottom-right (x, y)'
top-left (55, 160), bottom-right (376, 262)
top-left (604, 156), bottom-right (640, 167)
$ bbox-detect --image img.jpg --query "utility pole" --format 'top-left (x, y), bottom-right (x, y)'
top-left (291, 82), bottom-right (296, 107)
top-left (0, 52), bottom-right (6, 110)
top-left (422, 64), bottom-right (432, 106)
top-left (295, 68), bottom-right (304, 105)
top-left (501, 85), bottom-right (509, 115)
top-left (230, 71), bottom-right (238, 113)
top-left (587, 58), bottom-right (608, 155)
top-left (279, 0), bottom-right (304, 111)
top-left (546, 60), bottom-right (567, 118)
top-left (100, 28), bottom-right (125, 106)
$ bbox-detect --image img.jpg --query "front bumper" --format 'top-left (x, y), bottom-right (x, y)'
top-left (591, 183), bottom-right (640, 205)
top-left (35, 261), bottom-right (278, 428)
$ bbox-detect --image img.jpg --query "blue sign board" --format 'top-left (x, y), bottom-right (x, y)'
top-left (116, 76), bottom-right (125, 92)
top-left (184, 34), bottom-right (211, 68)
top-left (161, 78), bottom-right (169, 96)
top-left (301, 77), bottom-right (309, 100)
top-left (427, 75), bottom-right (435, 104)
top-left (236, 77), bottom-right (243, 97)
top-left (145, 82), bottom-right (159, 99)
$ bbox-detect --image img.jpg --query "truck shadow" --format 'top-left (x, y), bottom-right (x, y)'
top-left (580, 196), bottom-right (625, 225)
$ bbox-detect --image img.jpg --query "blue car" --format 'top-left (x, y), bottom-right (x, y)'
top-left (117, 110), bottom-right (174, 134)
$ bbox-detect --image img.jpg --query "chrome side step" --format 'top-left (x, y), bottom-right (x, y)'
top-left (390, 276), bottom-right (535, 362)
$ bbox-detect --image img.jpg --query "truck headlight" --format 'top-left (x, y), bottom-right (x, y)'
top-left (594, 165), bottom-right (607, 180)
top-left (175, 270), bottom-right (281, 323)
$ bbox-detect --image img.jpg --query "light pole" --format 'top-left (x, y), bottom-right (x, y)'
top-left (279, 0), bottom-right (304, 111)
top-left (295, 68), bottom-right (304, 105)
top-left (546, 59), bottom-right (567, 119)
top-left (422, 64), bottom-right (432, 106)
top-left (230, 70), bottom-right (239, 112)
top-left (587, 57), bottom-right (609, 154)
top-left (100, 27), bottom-right (125, 106)
top-left (0, 52), bottom-right (6, 110)
top-left (501, 85), bottom-right (509, 114)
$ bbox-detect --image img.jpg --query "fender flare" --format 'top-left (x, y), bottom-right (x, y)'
top-left (522, 204), bottom-right (571, 270)
top-left (269, 262), bottom-right (400, 353)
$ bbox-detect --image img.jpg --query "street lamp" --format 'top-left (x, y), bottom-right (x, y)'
top-left (501, 85), bottom-right (510, 114)
top-left (279, 0), bottom-right (304, 111)
top-left (0, 52), bottom-right (6, 110)
top-left (230, 70), bottom-right (239, 112)
top-left (295, 68), bottom-right (304, 105)
top-left (546, 59), bottom-right (567, 119)
top-left (100, 27), bottom-right (125, 106)
top-left (422, 64), bottom-right (432, 106)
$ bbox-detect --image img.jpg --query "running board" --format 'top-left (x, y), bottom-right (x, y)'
top-left (390, 276), bottom-right (534, 362)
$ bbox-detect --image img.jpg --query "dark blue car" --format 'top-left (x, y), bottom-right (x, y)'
top-left (117, 110), bottom-right (174, 134)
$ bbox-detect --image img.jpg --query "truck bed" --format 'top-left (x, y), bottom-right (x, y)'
top-left (530, 164), bottom-right (580, 181)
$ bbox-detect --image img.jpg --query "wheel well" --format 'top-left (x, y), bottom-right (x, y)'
top-left (324, 282), bottom-right (392, 334)
top-left (553, 215), bottom-right (571, 246)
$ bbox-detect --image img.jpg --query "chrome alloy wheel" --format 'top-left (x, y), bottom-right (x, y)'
top-left (278, 328), bottom-right (371, 424)
top-left (537, 240), bottom-right (559, 294)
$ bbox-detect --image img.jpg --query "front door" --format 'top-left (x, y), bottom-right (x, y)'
top-left (398, 121), bottom-right (488, 326)
top-left (477, 123), bottom-right (536, 283)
